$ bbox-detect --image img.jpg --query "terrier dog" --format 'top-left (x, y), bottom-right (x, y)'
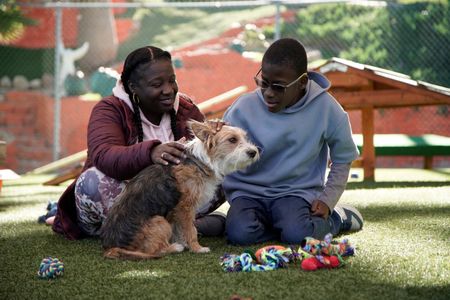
top-left (100, 120), bottom-right (259, 259)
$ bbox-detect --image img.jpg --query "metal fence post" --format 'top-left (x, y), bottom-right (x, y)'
top-left (274, 0), bottom-right (281, 40)
top-left (53, 5), bottom-right (62, 161)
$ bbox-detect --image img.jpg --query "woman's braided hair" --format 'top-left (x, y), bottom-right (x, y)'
top-left (121, 46), bottom-right (178, 142)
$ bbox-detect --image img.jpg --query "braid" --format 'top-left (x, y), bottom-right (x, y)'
top-left (170, 109), bottom-right (178, 139)
top-left (131, 98), bottom-right (144, 143)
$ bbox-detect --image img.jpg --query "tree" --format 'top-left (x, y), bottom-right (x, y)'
top-left (0, 0), bottom-right (36, 43)
top-left (290, 2), bottom-right (449, 86)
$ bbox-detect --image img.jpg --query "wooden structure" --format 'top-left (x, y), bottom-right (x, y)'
top-left (0, 141), bottom-right (6, 166)
top-left (316, 58), bottom-right (450, 180)
top-left (198, 86), bottom-right (247, 119)
top-left (34, 58), bottom-right (450, 183)
top-left (352, 134), bottom-right (450, 170)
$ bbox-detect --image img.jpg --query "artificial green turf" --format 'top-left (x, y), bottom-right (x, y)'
top-left (1, 170), bottom-right (449, 299)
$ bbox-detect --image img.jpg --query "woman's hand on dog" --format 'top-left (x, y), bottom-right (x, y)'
top-left (151, 119), bottom-right (227, 166)
top-left (151, 137), bottom-right (187, 165)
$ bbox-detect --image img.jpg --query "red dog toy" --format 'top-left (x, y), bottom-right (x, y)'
top-left (299, 233), bottom-right (354, 271)
top-left (301, 255), bottom-right (341, 271)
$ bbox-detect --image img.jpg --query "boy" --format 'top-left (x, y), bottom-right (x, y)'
top-left (223, 38), bottom-right (363, 245)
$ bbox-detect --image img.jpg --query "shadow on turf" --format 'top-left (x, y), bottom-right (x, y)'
top-left (0, 199), bottom-right (50, 212)
top-left (361, 204), bottom-right (450, 220)
top-left (358, 204), bottom-right (450, 238)
top-left (347, 181), bottom-right (449, 189)
top-left (346, 277), bottom-right (450, 300)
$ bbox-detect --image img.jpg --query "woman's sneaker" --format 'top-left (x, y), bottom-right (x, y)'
top-left (334, 204), bottom-right (364, 232)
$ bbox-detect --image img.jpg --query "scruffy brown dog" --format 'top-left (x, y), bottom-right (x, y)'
top-left (100, 120), bottom-right (259, 259)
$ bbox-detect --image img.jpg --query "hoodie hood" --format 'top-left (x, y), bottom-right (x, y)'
top-left (257, 71), bottom-right (331, 114)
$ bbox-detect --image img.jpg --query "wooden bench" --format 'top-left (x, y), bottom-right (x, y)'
top-left (352, 134), bottom-right (450, 169)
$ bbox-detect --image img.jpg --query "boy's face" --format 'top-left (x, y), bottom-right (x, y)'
top-left (257, 62), bottom-right (307, 113)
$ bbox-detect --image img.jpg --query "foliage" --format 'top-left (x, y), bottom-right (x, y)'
top-left (117, 5), bottom-right (274, 60)
top-left (291, 2), bottom-right (450, 86)
top-left (0, 0), bottom-right (36, 43)
top-left (385, 2), bottom-right (450, 85)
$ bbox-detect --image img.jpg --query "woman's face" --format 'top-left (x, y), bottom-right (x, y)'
top-left (129, 59), bottom-right (178, 122)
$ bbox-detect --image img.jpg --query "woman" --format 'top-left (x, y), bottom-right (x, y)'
top-left (52, 46), bottom-right (226, 240)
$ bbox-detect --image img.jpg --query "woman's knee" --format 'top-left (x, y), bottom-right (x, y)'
top-left (76, 168), bottom-right (102, 198)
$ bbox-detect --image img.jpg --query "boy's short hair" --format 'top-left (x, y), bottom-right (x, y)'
top-left (262, 38), bottom-right (307, 74)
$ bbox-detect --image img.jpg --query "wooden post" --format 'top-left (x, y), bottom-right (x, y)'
top-left (0, 140), bottom-right (6, 166)
top-left (361, 106), bottom-right (375, 181)
top-left (424, 156), bottom-right (433, 169)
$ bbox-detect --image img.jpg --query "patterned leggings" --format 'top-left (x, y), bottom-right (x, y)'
top-left (74, 167), bottom-right (126, 235)
top-left (74, 167), bottom-right (222, 236)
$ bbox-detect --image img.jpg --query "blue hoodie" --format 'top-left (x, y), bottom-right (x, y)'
top-left (223, 71), bottom-right (359, 205)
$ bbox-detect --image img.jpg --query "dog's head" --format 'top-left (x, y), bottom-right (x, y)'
top-left (187, 120), bottom-right (259, 176)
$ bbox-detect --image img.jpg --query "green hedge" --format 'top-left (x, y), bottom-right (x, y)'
top-left (291, 2), bottom-right (449, 87)
top-left (0, 47), bottom-right (54, 80)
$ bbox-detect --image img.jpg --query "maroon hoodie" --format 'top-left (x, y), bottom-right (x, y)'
top-left (52, 93), bottom-right (204, 240)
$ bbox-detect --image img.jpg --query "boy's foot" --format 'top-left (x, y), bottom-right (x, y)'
top-left (195, 212), bottom-right (226, 237)
top-left (334, 204), bottom-right (363, 232)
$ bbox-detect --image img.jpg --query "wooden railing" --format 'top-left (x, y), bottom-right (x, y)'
top-left (36, 86), bottom-right (248, 185)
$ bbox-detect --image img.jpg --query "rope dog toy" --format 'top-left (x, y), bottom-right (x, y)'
top-left (37, 257), bottom-right (64, 279)
top-left (220, 233), bottom-right (355, 272)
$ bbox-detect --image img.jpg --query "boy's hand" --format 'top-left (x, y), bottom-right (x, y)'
top-left (311, 200), bottom-right (330, 219)
top-left (207, 119), bottom-right (228, 133)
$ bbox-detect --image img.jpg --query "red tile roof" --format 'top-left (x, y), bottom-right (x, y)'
top-left (173, 49), bottom-right (260, 103)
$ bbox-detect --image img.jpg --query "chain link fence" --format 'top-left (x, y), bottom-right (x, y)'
top-left (0, 0), bottom-right (449, 173)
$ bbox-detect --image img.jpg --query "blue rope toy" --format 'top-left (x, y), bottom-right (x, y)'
top-left (221, 246), bottom-right (294, 272)
top-left (37, 257), bottom-right (64, 279)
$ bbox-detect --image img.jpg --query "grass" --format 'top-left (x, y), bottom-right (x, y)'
top-left (1, 169), bottom-right (449, 299)
top-left (117, 6), bottom-right (275, 61)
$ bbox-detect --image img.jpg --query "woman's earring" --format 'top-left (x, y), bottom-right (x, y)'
top-left (132, 93), bottom-right (140, 104)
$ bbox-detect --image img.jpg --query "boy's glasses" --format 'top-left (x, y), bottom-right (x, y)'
top-left (254, 68), bottom-right (307, 94)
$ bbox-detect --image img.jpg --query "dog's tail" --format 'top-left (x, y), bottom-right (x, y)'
top-left (104, 247), bottom-right (162, 260)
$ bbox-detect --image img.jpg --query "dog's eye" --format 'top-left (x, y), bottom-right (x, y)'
top-left (228, 137), bottom-right (238, 144)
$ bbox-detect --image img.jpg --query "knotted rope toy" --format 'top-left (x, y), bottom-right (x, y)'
top-left (221, 245), bottom-right (294, 272)
top-left (37, 257), bottom-right (64, 279)
top-left (220, 233), bottom-right (355, 272)
top-left (299, 233), bottom-right (354, 271)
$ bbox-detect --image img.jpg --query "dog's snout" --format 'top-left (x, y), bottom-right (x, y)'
top-left (246, 149), bottom-right (258, 158)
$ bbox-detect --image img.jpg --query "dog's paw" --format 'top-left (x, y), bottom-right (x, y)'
top-left (104, 248), bottom-right (121, 259)
top-left (171, 243), bottom-right (185, 253)
top-left (195, 246), bottom-right (210, 253)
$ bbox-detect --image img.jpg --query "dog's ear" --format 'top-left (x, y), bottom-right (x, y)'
top-left (188, 120), bottom-right (213, 142)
